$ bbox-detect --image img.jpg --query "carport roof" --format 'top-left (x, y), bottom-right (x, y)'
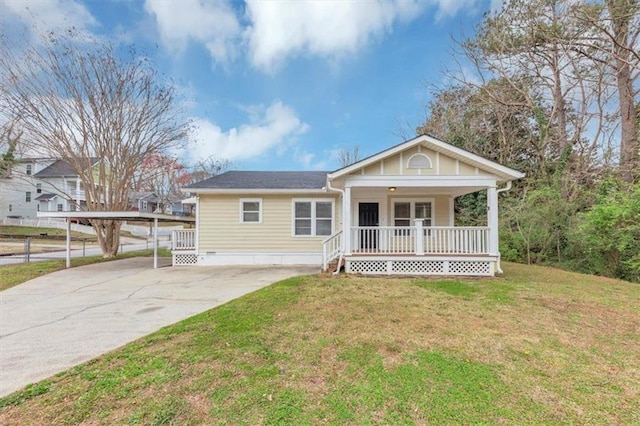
top-left (37, 211), bottom-right (195, 223)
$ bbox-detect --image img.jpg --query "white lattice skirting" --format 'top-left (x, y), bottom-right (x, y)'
top-left (173, 253), bottom-right (198, 266)
top-left (346, 259), bottom-right (494, 276)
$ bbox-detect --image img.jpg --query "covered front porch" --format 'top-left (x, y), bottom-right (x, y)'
top-left (323, 175), bottom-right (503, 276)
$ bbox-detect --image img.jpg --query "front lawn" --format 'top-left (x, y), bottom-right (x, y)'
top-left (1, 263), bottom-right (638, 424)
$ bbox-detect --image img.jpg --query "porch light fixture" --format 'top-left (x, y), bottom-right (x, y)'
top-left (389, 186), bottom-right (396, 192)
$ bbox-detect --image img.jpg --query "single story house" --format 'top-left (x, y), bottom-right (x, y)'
top-left (172, 135), bottom-right (525, 276)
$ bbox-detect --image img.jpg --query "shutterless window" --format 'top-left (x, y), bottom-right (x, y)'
top-left (295, 202), bottom-right (312, 235)
top-left (25, 191), bottom-right (31, 202)
top-left (293, 200), bottom-right (332, 236)
top-left (36, 183), bottom-right (42, 194)
top-left (394, 202), bottom-right (411, 227)
top-left (57, 204), bottom-right (63, 211)
top-left (241, 199), bottom-right (261, 223)
top-left (393, 201), bottom-right (433, 235)
top-left (26, 164), bottom-right (32, 175)
top-left (415, 202), bottom-right (432, 226)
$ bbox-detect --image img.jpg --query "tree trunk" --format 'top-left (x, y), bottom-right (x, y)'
top-left (94, 220), bottom-right (121, 258)
top-left (606, 0), bottom-right (639, 182)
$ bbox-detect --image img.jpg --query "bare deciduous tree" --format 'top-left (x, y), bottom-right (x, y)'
top-left (337, 145), bottom-right (361, 168)
top-left (188, 156), bottom-right (230, 185)
top-left (0, 120), bottom-right (22, 176)
top-left (0, 31), bottom-right (190, 257)
top-left (571, 0), bottom-right (640, 182)
top-left (137, 153), bottom-right (190, 213)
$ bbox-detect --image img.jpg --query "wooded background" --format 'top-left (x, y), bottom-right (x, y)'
top-left (418, 0), bottom-right (639, 282)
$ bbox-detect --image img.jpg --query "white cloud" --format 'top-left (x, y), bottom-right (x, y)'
top-left (431, 0), bottom-right (480, 20)
top-left (244, 0), bottom-right (425, 72)
top-left (0, 0), bottom-right (97, 42)
top-left (144, 0), bottom-right (240, 65)
top-left (189, 101), bottom-right (309, 162)
top-left (141, 0), bottom-right (482, 71)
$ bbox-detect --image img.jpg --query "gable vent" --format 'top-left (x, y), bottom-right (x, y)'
top-left (407, 153), bottom-right (432, 169)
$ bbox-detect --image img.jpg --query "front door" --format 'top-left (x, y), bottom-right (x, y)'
top-left (358, 202), bottom-right (379, 250)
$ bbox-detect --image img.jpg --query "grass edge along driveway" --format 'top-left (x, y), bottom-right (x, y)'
top-left (1, 262), bottom-right (638, 425)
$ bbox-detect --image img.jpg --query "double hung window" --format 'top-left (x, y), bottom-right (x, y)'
top-left (293, 200), bottom-right (333, 236)
top-left (240, 199), bottom-right (262, 223)
top-left (392, 200), bottom-right (433, 235)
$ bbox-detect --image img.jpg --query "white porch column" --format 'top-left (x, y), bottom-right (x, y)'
top-left (487, 186), bottom-right (499, 256)
top-left (65, 218), bottom-right (71, 268)
top-left (414, 219), bottom-right (424, 255)
top-left (343, 186), bottom-right (351, 254)
top-left (153, 218), bottom-right (158, 269)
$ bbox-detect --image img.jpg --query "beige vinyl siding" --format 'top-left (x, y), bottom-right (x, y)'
top-left (439, 155), bottom-right (457, 174)
top-left (346, 143), bottom-right (484, 179)
top-left (383, 154), bottom-right (401, 174)
top-left (458, 162), bottom-right (476, 175)
top-left (198, 194), bottom-right (340, 253)
top-left (433, 195), bottom-right (451, 226)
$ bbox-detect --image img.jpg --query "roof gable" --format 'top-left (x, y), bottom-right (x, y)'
top-left (328, 135), bottom-right (525, 183)
top-left (34, 158), bottom-right (99, 178)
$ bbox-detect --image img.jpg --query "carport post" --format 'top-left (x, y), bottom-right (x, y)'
top-left (66, 218), bottom-right (71, 268)
top-left (153, 218), bottom-right (158, 269)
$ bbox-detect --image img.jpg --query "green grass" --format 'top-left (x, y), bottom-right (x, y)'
top-left (0, 225), bottom-right (93, 239)
top-left (0, 248), bottom-right (171, 291)
top-left (0, 263), bottom-right (638, 425)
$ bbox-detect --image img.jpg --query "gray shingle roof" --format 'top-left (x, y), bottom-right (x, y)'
top-left (187, 171), bottom-right (328, 190)
top-left (35, 193), bottom-right (58, 201)
top-left (34, 158), bottom-right (98, 178)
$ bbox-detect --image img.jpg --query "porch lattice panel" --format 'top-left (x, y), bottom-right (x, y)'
top-left (448, 261), bottom-right (491, 275)
top-left (391, 260), bottom-right (444, 274)
top-left (173, 253), bottom-right (198, 266)
top-left (348, 260), bottom-right (387, 274)
top-left (346, 259), bottom-right (493, 276)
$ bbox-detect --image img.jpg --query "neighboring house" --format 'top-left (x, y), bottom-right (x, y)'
top-left (0, 158), bottom-right (98, 218)
top-left (129, 191), bottom-right (157, 213)
top-left (172, 135), bottom-right (525, 276)
top-left (0, 157), bottom-right (55, 218)
top-left (129, 191), bottom-right (185, 215)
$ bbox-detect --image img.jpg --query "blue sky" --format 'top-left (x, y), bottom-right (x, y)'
top-left (1, 0), bottom-right (499, 171)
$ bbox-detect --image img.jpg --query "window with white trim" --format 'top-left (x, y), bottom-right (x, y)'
top-left (57, 203), bottom-right (63, 211)
top-left (25, 191), bottom-right (31, 202)
top-left (293, 200), bottom-right (333, 236)
top-left (26, 164), bottom-right (32, 175)
top-left (240, 198), bottom-right (262, 223)
top-left (36, 183), bottom-right (42, 194)
top-left (393, 200), bottom-right (433, 235)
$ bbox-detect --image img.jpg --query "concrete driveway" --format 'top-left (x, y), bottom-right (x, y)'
top-left (0, 258), bottom-right (317, 397)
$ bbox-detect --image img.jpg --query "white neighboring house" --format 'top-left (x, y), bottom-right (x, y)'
top-left (0, 158), bottom-right (97, 218)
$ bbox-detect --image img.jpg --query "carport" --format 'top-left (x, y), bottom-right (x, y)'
top-left (36, 211), bottom-right (195, 269)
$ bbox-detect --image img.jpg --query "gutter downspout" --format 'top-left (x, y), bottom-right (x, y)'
top-left (326, 177), bottom-right (345, 275)
top-left (494, 181), bottom-right (513, 274)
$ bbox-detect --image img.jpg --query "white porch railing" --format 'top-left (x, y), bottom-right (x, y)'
top-left (172, 229), bottom-right (196, 250)
top-left (350, 225), bottom-right (490, 255)
top-left (322, 230), bottom-right (343, 271)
